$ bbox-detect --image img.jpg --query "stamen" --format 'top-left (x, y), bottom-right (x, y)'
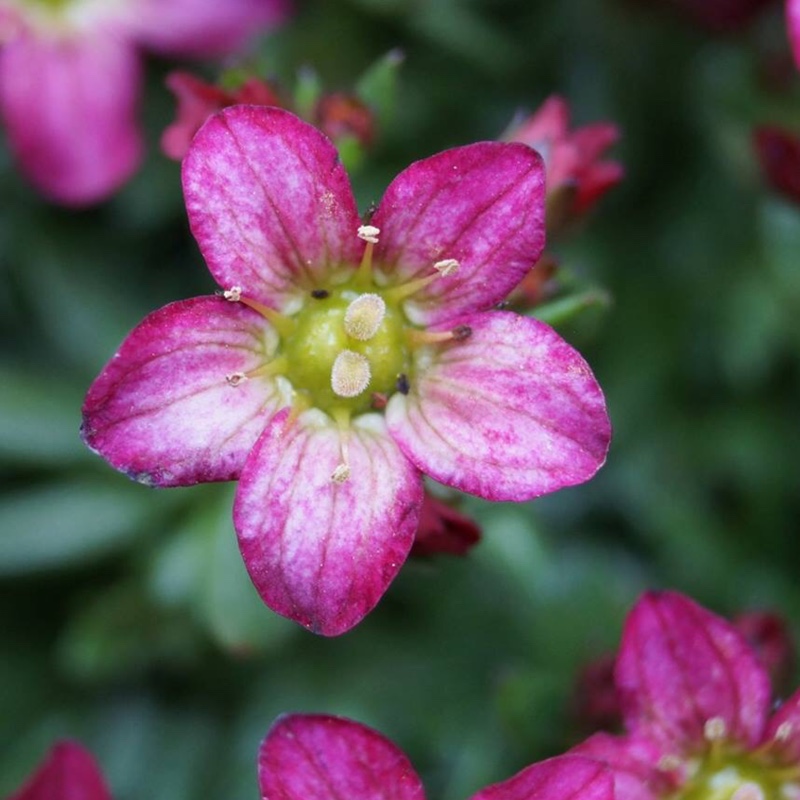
top-left (224, 286), bottom-right (242, 302)
top-left (704, 718), bottom-right (727, 743)
top-left (357, 225), bottom-right (380, 244)
top-left (225, 357), bottom-right (288, 387)
top-left (776, 722), bottom-right (794, 742)
top-left (657, 755), bottom-right (683, 773)
top-left (330, 408), bottom-right (352, 484)
top-left (239, 296), bottom-right (296, 337)
top-left (331, 350), bottom-right (371, 398)
top-left (384, 257), bottom-right (460, 303)
top-left (344, 293), bottom-right (386, 341)
top-left (407, 326), bottom-right (471, 347)
top-left (331, 464), bottom-right (351, 483)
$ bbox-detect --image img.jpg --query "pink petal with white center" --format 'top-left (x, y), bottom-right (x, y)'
top-left (571, 733), bottom-right (670, 800)
top-left (9, 741), bottom-right (111, 800)
top-left (371, 142), bottom-right (546, 326)
top-left (616, 591), bottom-right (771, 752)
top-left (183, 106), bottom-right (363, 310)
top-left (234, 408), bottom-right (422, 636)
top-left (127, 0), bottom-right (290, 57)
top-left (259, 714), bottom-right (426, 800)
top-left (0, 29), bottom-right (142, 206)
top-left (82, 296), bottom-right (285, 487)
top-left (789, 0), bottom-right (800, 69)
top-left (385, 311), bottom-right (610, 501)
top-left (764, 689), bottom-right (800, 763)
top-left (469, 755), bottom-right (612, 800)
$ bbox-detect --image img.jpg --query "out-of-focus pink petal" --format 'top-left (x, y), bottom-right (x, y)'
top-left (0, 29), bottom-right (142, 206)
top-left (183, 106), bottom-right (363, 310)
top-left (82, 296), bottom-right (285, 487)
top-left (258, 714), bottom-right (426, 800)
top-left (9, 740), bottom-right (111, 800)
top-left (616, 591), bottom-right (771, 752)
top-left (410, 493), bottom-right (481, 557)
top-left (386, 311), bottom-right (610, 501)
top-left (234, 408), bottom-right (422, 635)
top-left (575, 162), bottom-right (626, 214)
top-left (791, 0), bottom-right (800, 68)
top-left (126, 0), bottom-right (290, 57)
top-left (571, 733), bottom-right (672, 800)
top-left (764, 689), bottom-right (800, 763)
top-left (506, 95), bottom-right (570, 146)
top-left (371, 142), bottom-right (546, 325)
top-left (469, 755), bottom-right (612, 800)
top-left (573, 123), bottom-right (622, 161)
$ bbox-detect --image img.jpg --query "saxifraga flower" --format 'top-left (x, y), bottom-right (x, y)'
top-left (82, 106), bottom-right (611, 635)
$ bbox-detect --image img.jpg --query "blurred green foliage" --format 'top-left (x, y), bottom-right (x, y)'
top-left (2, 0), bottom-right (800, 797)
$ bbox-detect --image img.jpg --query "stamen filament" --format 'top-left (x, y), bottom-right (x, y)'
top-left (330, 408), bottom-right (352, 483)
top-left (406, 328), bottom-right (471, 347)
top-left (356, 240), bottom-right (375, 285)
top-left (384, 272), bottom-right (439, 303)
top-left (225, 356), bottom-right (288, 386)
top-left (237, 297), bottom-right (297, 337)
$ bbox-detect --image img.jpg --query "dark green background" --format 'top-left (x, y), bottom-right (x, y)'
top-left (2, 0), bottom-right (799, 796)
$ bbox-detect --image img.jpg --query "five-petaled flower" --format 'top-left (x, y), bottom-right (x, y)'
top-left (572, 591), bottom-right (800, 800)
top-left (0, 0), bottom-right (288, 205)
top-left (8, 740), bottom-right (110, 800)
top-left (503, 95), bottom-right (623, 232)
top-left (260, 713), bottom-right (613, 800)
top-left (82, 106), bottom-right (611, 635)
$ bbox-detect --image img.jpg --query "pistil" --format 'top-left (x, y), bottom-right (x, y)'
top-left (331, 350), bottom-right (371, 398)
top-left (344, 293), bottom-right (386, 340)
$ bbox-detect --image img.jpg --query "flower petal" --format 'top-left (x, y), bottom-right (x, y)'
top-left (183, 106), bottom-right (363, 311)
top-left (9, 741), bottom-right (111, 800)
top-left (386, 311), bottom-right (610, 501)
top-left (0, 29), bottom-right (142, 206)
top-left (788, 0), bottom-right (800, 69)
top-left (571, 733), bottom-right (668, 800)
top-left (258, 714), bottom-right (426, 800)
top-left (763, 689), bottom-right (800, 763)
top-left (82, 296), bottom-right (286, 487)
top-left (371, 142), bottom-right (545, 325)
top-left (616, 591), bottom-right (771, 752)
top-left (125, 0), bottom-right (290, 57)
top-left (234, 408), bottom-right (422, 635)
top-left (469, 755), bottom-right (612, 800)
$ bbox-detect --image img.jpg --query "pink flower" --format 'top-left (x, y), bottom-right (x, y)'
top-left (504, 96), bottom-right (623, 228)
top-left (0, 0), bottom-right (289, 206)
top-left (260, 714), bottom-right (613, 800)
top-left (791, 0), bottom-right (800, 67)
top-left (410, 492), bottom-right (481, 558)
top-left (82, 106), bottom-right (611, 635)
top-left (572, 591), bottom-right (800, 800)
top-left (8, 741), bottom-right (111, 800)
top-left (753, 126), bottom-right (800, 205)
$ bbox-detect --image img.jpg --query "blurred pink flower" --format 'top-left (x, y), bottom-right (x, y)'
top-left (789, 0), bottom-right (800, 67)
top-left (82, 106), bottom-right (610, 635)
top-left (504, 95), bottom-right (623, 229)
top-left (260, 714), bottom-right (613, 800)
top-left (0, 0), bottom-right (289, 206)
top-left (753, 126), bottom-right (800, 204)
top-left (573, 591), bottom-right (800, 800)
top-left (410, 492), bottom-right (481, 558)
top-left (8, 741), bottom-right (110, 800)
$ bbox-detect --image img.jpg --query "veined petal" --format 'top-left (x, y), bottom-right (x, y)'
top-left (616, 591), bottom-right (771, 752)
top-left (183, 106), bottom-right (363, 311)
top-left (371, 142), bottom-right (545, 325)
top-left (386, 311), bottom-right (610, 501)
top-left (234, 408), bottom-right (422, 636)
top-left (0, 28), bottom-right (142, 206)
top-left (258, 714), bottom-right (426, 800)
top-left (789, 0), bottom-right (800, 69)
top-left (82, 296), bottom-right (286, 487)
top-left (9, 741), bottom-right (111, 800)
top-left (571, 733), bottom-right (669, 800)
top-left (469, 755), bottom-right (612, 800)
top-left (126, 0), bottom-right (290, 57)
top-left (763, 689), bottom-right (800, 763)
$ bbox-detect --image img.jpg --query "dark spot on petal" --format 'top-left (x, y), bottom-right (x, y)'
top-left (311, 289), bottom-right (330, 299)
top-left (396, 373), bottom-right (410, 395)
top-left (452, 325), bottom-right (473, 341)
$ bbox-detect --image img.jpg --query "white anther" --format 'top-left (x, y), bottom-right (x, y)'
top-left (344, 293), bottom-right (386, 341)
top-left (357, 225), bottom-right (380, 244)
top-left (433, 258), bottom-right (460, 276)
top-left (224, 286), bottom-right (242, 302)
top-left (775, 721), bottom-right (794, 742)
top-left (657, 755), bottom-right (683, 773)
top-left (331, 350), bottom-right (371, 398)
top-left (704, 717), bottom-right (727, 742)
top-left (732, 783), bottom-right (766, 800)
top-left (225, 372), bottom-right (248, 387)
top-left (331, 463), bottom-right (351, 483)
